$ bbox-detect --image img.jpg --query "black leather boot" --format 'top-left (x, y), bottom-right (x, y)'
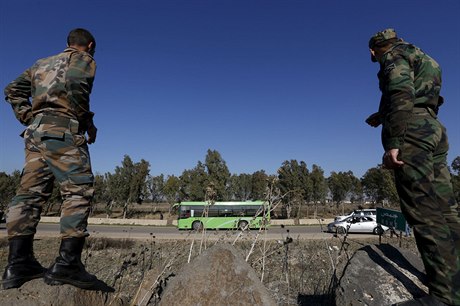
top-left (2, 235), bottom-right (46, 289)
top-left (44, 237), bottom-right (98, 289)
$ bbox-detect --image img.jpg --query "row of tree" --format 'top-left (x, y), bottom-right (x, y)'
top-left (1, 150), bottom-right (459, 219)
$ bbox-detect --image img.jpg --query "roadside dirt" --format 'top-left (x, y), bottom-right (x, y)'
top-left (0, 231), bottom-right (418, 305)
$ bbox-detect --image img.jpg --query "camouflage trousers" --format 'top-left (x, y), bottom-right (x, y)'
top-left (6, 114), bottom-right (94, 239)
top-left (392, 108), bottom-right (460, 305)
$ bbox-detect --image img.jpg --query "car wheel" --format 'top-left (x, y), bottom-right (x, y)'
top-left (373, 226), bottom-right (383, 235)
top-left (238, 220), bottom-right (249, 231)
top-left (192, 221), bottom-right (203, 231)
top-left (336, 226), bottom-right (346, 235)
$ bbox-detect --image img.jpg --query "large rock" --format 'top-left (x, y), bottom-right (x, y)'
top-left (159, 243), bottom-right (277, 306)
top-left (0, 278), bottom-right (126, 306)
top-left (335, 244), bottom-right (428, 306)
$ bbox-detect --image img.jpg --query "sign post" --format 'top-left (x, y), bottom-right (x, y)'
top-left (376, 208), bottom-right (407, 246)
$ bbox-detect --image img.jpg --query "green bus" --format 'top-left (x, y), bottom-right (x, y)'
top-left (177, 201), bottom-right (270, 230)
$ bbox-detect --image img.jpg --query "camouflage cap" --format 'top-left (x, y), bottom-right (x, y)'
top-left (368, 28), bottom-right (398, 49)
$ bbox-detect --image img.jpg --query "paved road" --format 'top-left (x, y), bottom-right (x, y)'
top-left (0, 222), bottom-right (377, 240)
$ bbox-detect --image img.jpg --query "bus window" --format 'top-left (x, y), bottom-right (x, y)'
top-left (233, 206), bottom-right (245, 216)
top-left (207, 206), bottom-right (219, 217)
top-left (218, 208), bottom-right (232, 217)
top-left (245, 206), bottom-right (259, 216)
top-left (179, 206), bottom-right (190, 218)
top-left (193, 208), bottom-right (204, 216)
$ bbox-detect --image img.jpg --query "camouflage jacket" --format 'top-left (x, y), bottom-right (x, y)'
top-left (377, 41), bottom-right (442, 150)
top-left (4, 47), bottom-right (97, 132)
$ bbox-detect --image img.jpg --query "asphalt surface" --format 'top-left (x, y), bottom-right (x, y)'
top-left (0, 222), bottom-right (377, 240)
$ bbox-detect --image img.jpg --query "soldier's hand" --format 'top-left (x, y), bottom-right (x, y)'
top-left (87, 124), bottom-right (97, 144)
top-left (382, 149), bottom-right (404, 169)
top-left (365, 112), bottom-right (381, 127)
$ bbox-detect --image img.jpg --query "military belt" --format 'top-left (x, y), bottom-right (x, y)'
top-left (34, 114), bottom-right (80, 133)
top-left (41, 115), bottom-right (72, 126)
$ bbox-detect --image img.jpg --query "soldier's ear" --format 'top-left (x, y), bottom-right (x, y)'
top-left (87, 42), bottom-right (95, 56)
top-left (370, 49), bottom-right (377, 63)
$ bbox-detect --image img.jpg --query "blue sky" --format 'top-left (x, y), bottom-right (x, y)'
top-left (1, 0), bottom-right (459, 178)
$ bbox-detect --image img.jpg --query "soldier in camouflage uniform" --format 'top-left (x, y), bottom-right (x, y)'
top-left (366, 29), bottom-right (460, 305)
top-left (3, 28), bottom-right (99, 290)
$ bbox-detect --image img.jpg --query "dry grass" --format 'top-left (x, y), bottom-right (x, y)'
top-left (0, 230), bottom-right (418, 306)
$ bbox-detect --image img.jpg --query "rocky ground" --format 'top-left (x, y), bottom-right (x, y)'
top-left (0, 230), bottom-right (418, 306)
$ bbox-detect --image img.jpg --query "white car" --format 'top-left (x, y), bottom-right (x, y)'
top-left (328, 215), bottom-right (388, 235)
top-left (334, 209), bottom-right (377, 222)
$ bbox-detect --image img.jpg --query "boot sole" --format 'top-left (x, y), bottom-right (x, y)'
top-left (2, 272), bottom-right (45, 289)
top-left (43, 275), bottom-right (97, 289)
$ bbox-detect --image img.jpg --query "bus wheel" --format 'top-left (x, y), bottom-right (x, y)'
top-left (192, 221), bottom-right (203, 231)
top-left (238, 220), bottom-right (249, 231)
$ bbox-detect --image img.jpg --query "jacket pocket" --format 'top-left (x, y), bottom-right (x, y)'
top-left (68, 174), bottom-right (94, 185)
top-left (40, 130), bottom-right (65, 141)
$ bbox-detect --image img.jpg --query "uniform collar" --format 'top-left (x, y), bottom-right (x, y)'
top-left (64, 46), bottom-right (80, 52)
top-left (63, 47), bottom-right (94, 59)
top-left (379, 41), bottom-right (407, 64)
